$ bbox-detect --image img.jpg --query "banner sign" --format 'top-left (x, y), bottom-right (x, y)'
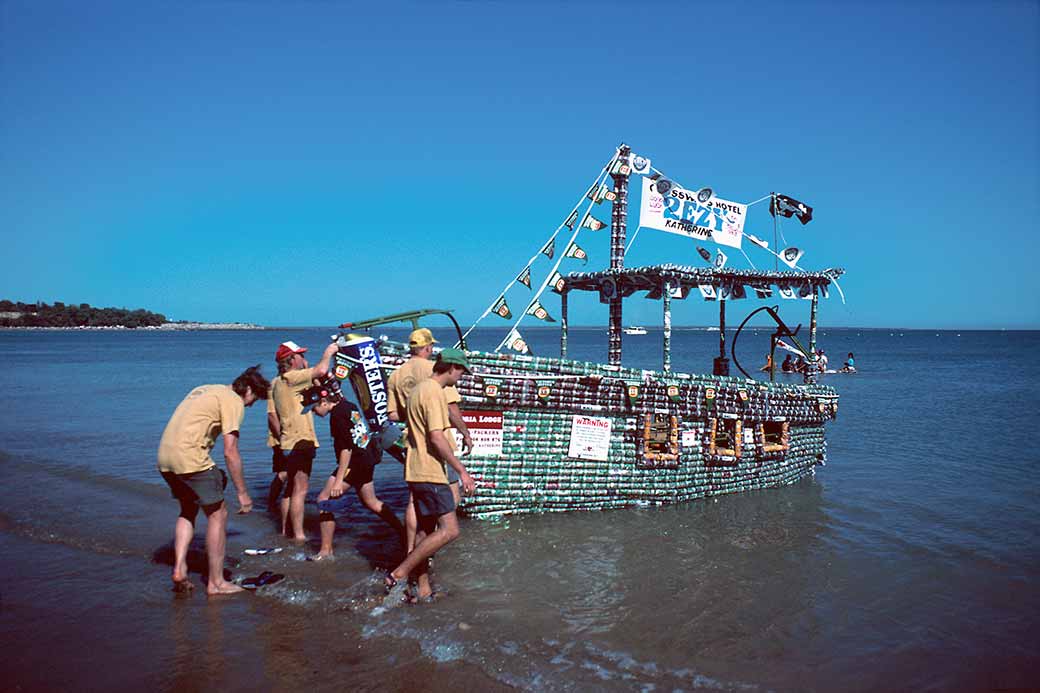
top-left (567, 415), bottom-right (612, 461)
top-left (638, 177), bottom-right (745, 249)
top-left (453, 410), bottom-right (503, 456)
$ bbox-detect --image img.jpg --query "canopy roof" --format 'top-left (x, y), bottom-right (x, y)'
top-left (561, 264), bottom-right (844, 300)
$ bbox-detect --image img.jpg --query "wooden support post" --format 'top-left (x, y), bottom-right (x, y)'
top-left (806, 286), bottom-right (818, 384)
top-left (663, 280), bottom-right (672, 372)
top-left (560, 290), bottom-right (569, 359)
top-left (607, 144), bottom-right (630, 366)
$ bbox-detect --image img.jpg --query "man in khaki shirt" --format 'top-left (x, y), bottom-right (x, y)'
top-left (386, 328), bottom-right (473, 561)
top-left (157, 365), bottom-right (269, 595)
top-left (385, 349), bottom-right (475, 604)
top-left (271, 339), bottom-right (339, 541)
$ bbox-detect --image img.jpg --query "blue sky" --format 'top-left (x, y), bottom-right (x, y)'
top-left (1, 1), bottom-right (1037, 330)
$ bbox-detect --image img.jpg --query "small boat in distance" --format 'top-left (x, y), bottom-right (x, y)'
top-left (623, 325), bottom-right (648, 335)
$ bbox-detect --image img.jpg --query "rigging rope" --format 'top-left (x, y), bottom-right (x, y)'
top-left (458, 148), bottom-right (621, 348)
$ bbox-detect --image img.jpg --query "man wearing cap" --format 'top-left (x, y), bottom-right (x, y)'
top-left (387, 328), bottom-right (472, 557)
top-left (385, 348), bottom-right (476, 603)
top-left (271, 339), bottom-right (339, 541)
top-left (157, 365), bottom-right (270, 595)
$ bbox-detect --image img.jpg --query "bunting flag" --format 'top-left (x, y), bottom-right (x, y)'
top-left (585, 183), bottom-right (598, 201)
top-left (777, 285), bottom-right (796, 300)
top-left (517, 266), bottom-right (532, 289)
top-left (776, 339), bottom-right (807, 357)
top-left (505, 329), bottom-right (529, 354)
top-left (549, 271), bottom-right (566, 294)
top-left (630, 154), bottom-right (652, 175)
top-left (564, 211), bottom-right (578, 229)
top-left (581, 212), bottom-right (607, 231)
top-left (697, 246), bottom-right (712, 263)
top-left (705, 386), bottom-right (717, 411)
top-left (666, 384), bottom-right (680, 402)
top-left (747, 234), bottom-right (769, 249)
top-left (526, 300), bottom-right (556, 322)
top-left (714, 249), bottom-right (728, 270)
top-left (564, 241), bottom-right (588, 264)
top-left (770, 193), bottom-right (814, 225)
top-left (731, 283), bottom-right (747, 300)
top-left (540, 238), bottom-right (555, 259)
top-left (780, 246), bottom-right (804, 268)
top-left (536, 379), bottom-right (552, 401)
top-left (611, 159), bottom-right (631, 176)
top-left (753, 283), bottom-right (773, 299)
top-left (492, 296), bottom-right (512, 320)
top-left (820, 284), bottom-right (830, 300)
top-left (699, 284), bottom-right (717, 300)
top-left (590, 184), bottom-right (615, 204)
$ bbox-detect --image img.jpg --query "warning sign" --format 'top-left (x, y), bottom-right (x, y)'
top-left (453, 410), bottom-right (503, 456)
top-left (567, 415), bottom-right (612, 461)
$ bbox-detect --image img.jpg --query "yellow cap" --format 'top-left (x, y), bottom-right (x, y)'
top-left (408, 328), bottom-right (437, 347)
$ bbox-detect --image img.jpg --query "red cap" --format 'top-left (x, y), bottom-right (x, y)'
top-left (275, 340), bottom-right (308, 361)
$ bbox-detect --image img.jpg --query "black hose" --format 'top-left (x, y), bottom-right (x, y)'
top-left (730, 305), bottom-right (775, 380)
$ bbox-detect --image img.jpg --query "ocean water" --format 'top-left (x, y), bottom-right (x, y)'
top-left (1, 326), bottom-right (1038, 691)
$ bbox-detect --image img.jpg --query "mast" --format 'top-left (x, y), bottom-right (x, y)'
top-left (607, 143), bottom-right (630, 366)
top-left (560, 289), bottom-right (569, 358)
top-left (662, 279), bottom-right (672, 372)
top-left (806, 286), bottom-right (818, 384)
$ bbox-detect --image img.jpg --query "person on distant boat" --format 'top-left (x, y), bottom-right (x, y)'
top-left (386, 328), bottom-right (472, 571)
top-left (840, 352), bottom-right (856, 373)
top-left (759, 353), bottom-right (773, 372)
top-left (157, 365), bottom-right (270, 595)
top-left (385, 349), bottom-right (476, 604)
top-left (781, 354), bottom-right (795, 373)
top-left (307, 391), bottom-right (406, 561)
top-left (271, 340), bottom-right (339, 542)
top-left (816, 350), bottom-right (829, 372)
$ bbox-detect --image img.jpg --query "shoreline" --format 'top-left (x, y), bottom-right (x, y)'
top-left (0, 322), bottom-right (266, 331)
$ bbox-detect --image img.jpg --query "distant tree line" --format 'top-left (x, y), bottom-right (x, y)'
top-left (0, 300), bottom-right (167, 328)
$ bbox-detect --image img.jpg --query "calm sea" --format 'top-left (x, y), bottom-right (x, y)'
top-left (1, 326), bottom-right (1037, 691)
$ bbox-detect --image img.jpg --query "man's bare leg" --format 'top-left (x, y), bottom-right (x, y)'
top-left (289, 468), bottom-right (310, 541)
top-left (172, 499), bottom-right (197, 591)
top-left (389, 511), bottom-right (460, 589)
top-left (405, 492), bottom-right (417, 552)
top-left (312, 475), bottom-right (338, 560)
top-left (202, 502), bottom-right (243, 595)
top-left (357, 482), bottom-right (405, 540)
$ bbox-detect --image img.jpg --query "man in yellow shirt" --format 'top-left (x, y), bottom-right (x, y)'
top-left (157, 365), bottom-right (269, 595)
top-left (385, 349), bottom-right (475, 603)
top-left (387, 328), bottom-right (472, 557)
top-left (271, 339), bottom-right (339, 541)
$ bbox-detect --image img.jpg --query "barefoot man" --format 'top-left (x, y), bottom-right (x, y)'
top-left (385, 348), bottom-right (476, 603)
top-left (271, 339), bottom-right (339, 541)
top-left (157, 365), bottom-right (270, 595)
top-left (386, 328), bottom-right (472, 569)
top-left (309, 389), bottom-right (406, 560)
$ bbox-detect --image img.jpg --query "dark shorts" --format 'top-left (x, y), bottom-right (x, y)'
top-left (162, 467), bottom-right (227, 508)
top-left (409, 482), bottom-right (456, 518)
top-left (446, 465), bottom-right (460, 484)
top-left (271, 447), bottom-right (287, 474)
top-left (331, 452), bottom-right (376, 489)
top-left (285, 443), bottom-right (316, 476)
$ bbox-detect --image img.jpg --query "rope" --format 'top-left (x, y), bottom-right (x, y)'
top-left (459, 148), bottom-right (620, 347)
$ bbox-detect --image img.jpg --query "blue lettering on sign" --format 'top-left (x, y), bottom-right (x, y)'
top-left (663, 196), bottom-right (681, 220)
